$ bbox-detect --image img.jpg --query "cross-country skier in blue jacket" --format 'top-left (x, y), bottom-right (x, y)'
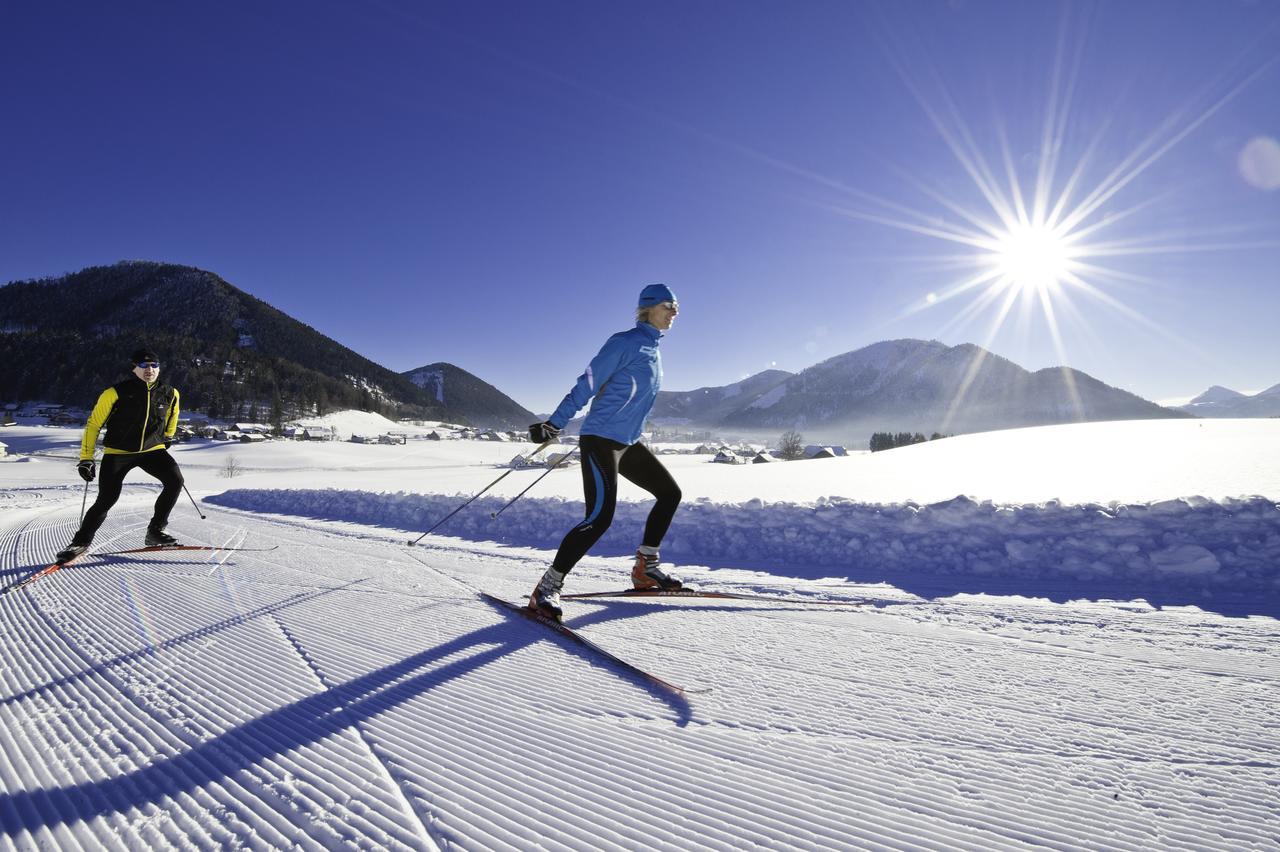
top-left (527, 284), bottom-right (683, 620)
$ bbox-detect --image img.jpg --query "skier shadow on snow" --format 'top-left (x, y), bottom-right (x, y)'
top-left (1, 556), bottom-right (101, 584)
top-left (0, 594), bottom-right (692, 835)
top-left (489, 598), bottom-right (701, 714)
top-left (0, 562), bottom-right (48, 583)
top-left (0, 582), bottom-right (362, 710)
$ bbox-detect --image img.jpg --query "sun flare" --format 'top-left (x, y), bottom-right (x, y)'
top-left (989, 223), bottom-right (1075, 293)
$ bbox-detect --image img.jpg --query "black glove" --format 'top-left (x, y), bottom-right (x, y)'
top-left (164, 439), bottom-right (172, 449)
top-left (77, 460), bottom-right (96, 482)
top-left (529, 421), bottom-right (561, 443)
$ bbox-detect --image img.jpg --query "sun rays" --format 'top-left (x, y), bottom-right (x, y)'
top-left (822, 6), bottom-right (1280, 431)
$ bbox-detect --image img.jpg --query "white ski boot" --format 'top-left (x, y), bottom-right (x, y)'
top-left (529, 568), bottom-right (567, 621)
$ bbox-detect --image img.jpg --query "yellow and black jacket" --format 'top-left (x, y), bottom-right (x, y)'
top-left (80, 377), bottom-right (181, 461)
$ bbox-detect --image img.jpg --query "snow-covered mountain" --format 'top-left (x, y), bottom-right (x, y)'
top-left (1178, 383), bottom-right (1280, 418)
top-left (655, 339), bottom-right (1185, 443)
top-left (402, 362), bottom-right (535, 429)
top-left (1188, 385), bottom-right (1247, 406)
top-left (649, 368), bottom-right (793, 424)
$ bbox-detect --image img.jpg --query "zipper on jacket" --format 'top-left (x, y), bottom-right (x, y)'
top-left (139, 384), bottom-right (152, 452)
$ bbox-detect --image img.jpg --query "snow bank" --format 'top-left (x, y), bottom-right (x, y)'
top-left (206, 489), bottom-right (1280, 601)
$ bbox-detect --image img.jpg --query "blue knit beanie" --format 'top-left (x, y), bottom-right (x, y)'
top-left (637, 283), bottom-right (677, 307)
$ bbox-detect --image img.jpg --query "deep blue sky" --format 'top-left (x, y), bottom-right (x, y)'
top-left (4, 1), bottom-right (1278, 412)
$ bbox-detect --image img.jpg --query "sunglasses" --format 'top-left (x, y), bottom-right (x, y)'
top-left (135, 362), bottom-right (160, 369)
top-left (656, 301), bottom-right (679, 311)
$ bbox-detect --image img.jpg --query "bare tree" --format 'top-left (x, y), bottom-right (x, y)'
top-left (778, 429), bottom-right (805, 461)
top-left (220, 455), bottom-right (242, 479)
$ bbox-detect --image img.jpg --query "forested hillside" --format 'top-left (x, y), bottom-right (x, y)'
top-left (0, 261), bottom-right (452, 422)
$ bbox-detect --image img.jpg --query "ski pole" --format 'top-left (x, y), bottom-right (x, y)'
top-left (489, 448), bottom-right (579, 519)
top-left (183, 482), bottom-right (207, 520)
top-left (79, 478), bottom-right (90, 524)
top-left (408, 437), bottom-right (557, 546)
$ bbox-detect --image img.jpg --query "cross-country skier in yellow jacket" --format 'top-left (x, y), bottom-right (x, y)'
top-left (55, 347), bottom-right (183, 563)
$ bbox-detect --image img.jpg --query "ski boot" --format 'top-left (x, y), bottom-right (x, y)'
top-left (632, 547), bottom-right (683, 591)
top-left (54, 542), bottom-right (90, 564)
top-left (145, 527), bottom-right (179, 547)
top-left (529, 568), bottom-right (567, 621)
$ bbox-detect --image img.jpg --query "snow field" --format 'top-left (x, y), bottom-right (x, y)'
top-left (0, 510), bottom-right (437, 850)
top-left (2, 491), bottom-right (1277, 850)
top-left (2, 417), bottom-right (1278, 848)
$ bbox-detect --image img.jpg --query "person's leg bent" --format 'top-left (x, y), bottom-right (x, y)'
top-left (73, 454), bottom-right (138, 543)
top-left (550, 436), bottom-right (624, 574)
top-left (137, 450), bottom-right (184, 530)
top-left (618, 443), bottom-right (682, 548)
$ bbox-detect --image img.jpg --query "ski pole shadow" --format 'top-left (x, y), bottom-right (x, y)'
top-left (0, 581), bottom-right (364, 708)
top-left (0, 595), bottom-right (692, 835)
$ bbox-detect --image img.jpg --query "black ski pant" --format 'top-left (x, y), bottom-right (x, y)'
top-left (552, 436), bottom-right (681, 574)
top-left (73, 450), bottom-right (184, 545)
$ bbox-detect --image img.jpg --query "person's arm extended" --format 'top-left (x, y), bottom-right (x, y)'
top-left (547, 335), bottom-right (630, 429)
top-left (79, 388), bottom-right (118, 460)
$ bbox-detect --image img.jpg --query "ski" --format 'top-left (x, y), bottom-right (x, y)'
top-left (480, 592), bottom-right (698, 697)
top-left (562, 588), bottom-right (872, 607)
top-left (99, 544), bottom-right (280, 556)
top-left (2, 554), bottom-right (86, 596)
top-left (1, 544), bottom-right (276, 595)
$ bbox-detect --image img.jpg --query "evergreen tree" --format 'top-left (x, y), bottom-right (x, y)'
top-left (270, 387), bottom-right (284, 435)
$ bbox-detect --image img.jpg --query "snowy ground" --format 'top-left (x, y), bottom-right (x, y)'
top-left (1, 418), bottom-right (1277, 849)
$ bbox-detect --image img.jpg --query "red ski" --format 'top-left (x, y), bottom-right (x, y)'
top-left (480, 592), bottom-right (700, 697)
top-left (2, 553), bottom-right (88, 595)
top-left (562, 587), bottom-right (871, 607)
top-left (99, 544), bottom-right (279, 556)
top-left (2, 544), bottom-right (276, 595)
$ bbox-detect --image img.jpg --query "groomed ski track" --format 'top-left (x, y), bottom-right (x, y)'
top-left (1, 491), bottom-right (1276, 850)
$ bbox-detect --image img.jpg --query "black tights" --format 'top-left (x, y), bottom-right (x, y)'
top-left (74, 450), bottom-right (184, 544)
top-left (552, 436), bottom-right (681, 574)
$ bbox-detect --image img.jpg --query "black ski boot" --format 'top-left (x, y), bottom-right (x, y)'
top-left (145, 527), bottom-right (179, 547)
top-left (55, 542), bottom-right (90, 564)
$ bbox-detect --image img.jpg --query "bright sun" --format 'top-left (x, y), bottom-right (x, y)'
top-left (989, 223), bottom-right (1074, 293)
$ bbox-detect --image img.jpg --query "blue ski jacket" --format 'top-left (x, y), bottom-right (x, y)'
top-left (548, 322), bottom-right (663, 446)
